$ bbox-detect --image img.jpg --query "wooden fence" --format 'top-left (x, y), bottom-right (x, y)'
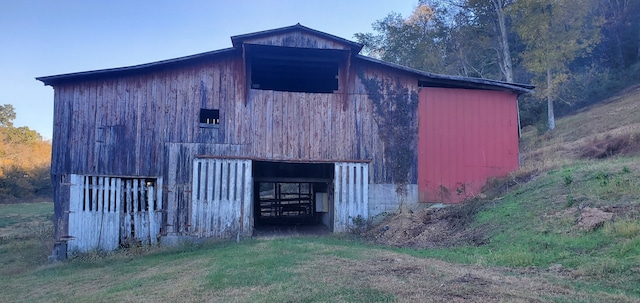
top-left (333, 162), bottom-right (369, 232)
top-left (191, 158), bottom-right (253, 238)
top-left (67, 175), bottom-right (162, 253)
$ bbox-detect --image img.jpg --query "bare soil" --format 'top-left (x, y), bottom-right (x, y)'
top-left (575, 207), bottom-right (614, 231)
top-left (366, 205), bottom-right (487, 248)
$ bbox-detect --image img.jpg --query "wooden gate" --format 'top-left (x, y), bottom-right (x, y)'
top-left (191, 158), bottom-right (253, 238)
top-left (67, 175), bottom-right (162, 253)
top-left (333, 162), bottom-right (369, 232)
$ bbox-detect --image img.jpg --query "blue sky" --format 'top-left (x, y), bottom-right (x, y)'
top-left (0, 0), bottom-right (417, 140)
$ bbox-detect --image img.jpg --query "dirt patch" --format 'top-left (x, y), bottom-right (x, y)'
top-left (578, 132), bottom-right (640, 159)
top-left (576, 207), bottom-right (614, 231)
top-left (299, 250), bottom-right (590, 303)
top-left (602, 203), bottom-right (640, 219)
top-left (367, 205), bottom-right (488, 248)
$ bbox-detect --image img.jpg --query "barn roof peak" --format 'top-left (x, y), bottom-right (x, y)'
top-left (230, 23), bottom-right (364, 54)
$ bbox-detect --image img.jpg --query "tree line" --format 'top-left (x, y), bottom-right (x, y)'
top-left (355, 0), bottom-right (640, 130)
top-left (0, 104), bottom-right (52, 203)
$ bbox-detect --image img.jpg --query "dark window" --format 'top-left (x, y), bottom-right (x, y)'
top-left (199, 109), bottom-right (219, 125)
top-left (245, 45), bottom-right (345, 94)
top-left (251, 57), bottom-right (339, 93)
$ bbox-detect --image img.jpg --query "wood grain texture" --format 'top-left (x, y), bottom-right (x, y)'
top-left (49, 34), bottom-right (423, 243)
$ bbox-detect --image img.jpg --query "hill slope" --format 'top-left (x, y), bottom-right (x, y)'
top-left (368, 84), bottom-right (640, 298)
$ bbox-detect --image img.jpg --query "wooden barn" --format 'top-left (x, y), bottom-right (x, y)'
top-left (37, 24), bottom-right (533, 257)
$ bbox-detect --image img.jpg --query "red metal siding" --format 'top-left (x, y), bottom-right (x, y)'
top-left (418, 87), bottom-right (519, 203)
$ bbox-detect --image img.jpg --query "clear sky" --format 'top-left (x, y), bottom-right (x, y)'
top-left (0, 0), bottom-right (417, 140)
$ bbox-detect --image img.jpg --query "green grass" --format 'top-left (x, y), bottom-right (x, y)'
top-left (399, 157), bottom-right (640, 298)
top-left (0, 201), bottom-right (638, 302)
top-left (0, 202), bottom-right (52, 230)
top-left (0, 202), bottom-right (54, 276)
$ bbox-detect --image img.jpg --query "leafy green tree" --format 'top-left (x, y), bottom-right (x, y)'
top-left (354, 4), bottom-right (451, 74)
top-left (0, 104), bottom-right (16, 128)
top-left (511, 0), bottom-right (601, 130)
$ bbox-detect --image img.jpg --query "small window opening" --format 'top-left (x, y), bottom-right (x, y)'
top-left (200, 109), bottom-right (219, 125)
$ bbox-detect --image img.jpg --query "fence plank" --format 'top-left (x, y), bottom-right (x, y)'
top-left (66, 175), bottom-right (161, 254)
top-left (191, 159), bottom-right (252, 239)
top-left (206, 160), bottom-right (215, 237)
top-left (333, 162), bottom-right (369, 232)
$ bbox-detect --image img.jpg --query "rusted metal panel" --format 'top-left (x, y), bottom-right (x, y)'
top-left (417, 87), bottom-right (519, 203)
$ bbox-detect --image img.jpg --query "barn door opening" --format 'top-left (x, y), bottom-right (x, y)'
top-left (252, 161), bottom-right (334, 232)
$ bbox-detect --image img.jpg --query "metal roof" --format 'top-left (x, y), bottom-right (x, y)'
top-left (355, 55), bottom-right (534, 94)
top-left (36, 48), bottom-right (238, 86)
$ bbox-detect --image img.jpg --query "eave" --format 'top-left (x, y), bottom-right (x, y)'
top-left (355, 55), bottom-right (535, 95)
top-left (36, 48), bottom-right (239, 86)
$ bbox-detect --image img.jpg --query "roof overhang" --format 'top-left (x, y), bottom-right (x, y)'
top-left (36, 48), bottom-right (238, 86)
top-left (355, 55), bottom-right (535, 95)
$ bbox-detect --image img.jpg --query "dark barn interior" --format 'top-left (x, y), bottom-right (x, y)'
top-left (252, 161), bottom-right (334, 233)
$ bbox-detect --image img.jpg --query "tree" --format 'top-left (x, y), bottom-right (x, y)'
top-left (490, 0), bottom-right (514, 82)
top-left (511, 0), bottom-right (600, 130)
top-left (0, 104), bottom-right (16, 128)
top-left (596, 0), bottom-right (640, 68)
top-left (0, 103), bottom-right (52, 202)
top-left (354, 4), bottom-right (451, 74)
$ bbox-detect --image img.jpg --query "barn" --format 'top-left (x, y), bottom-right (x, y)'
top-left (37, 24), bottom-right (533, 258)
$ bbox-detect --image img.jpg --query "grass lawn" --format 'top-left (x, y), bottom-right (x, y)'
top-left (0, 201), bottom-right (637, 302)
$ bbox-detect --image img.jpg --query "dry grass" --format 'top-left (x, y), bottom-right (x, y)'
top-left (296, 250), bottom-right (578, 303)
top-left (520, 84), bottom-right (640, 169)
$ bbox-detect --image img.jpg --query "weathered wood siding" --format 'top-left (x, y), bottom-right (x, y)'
top-left (191, 158), bottom-right (252, 238)
top-left (333, 162), bottom-right (369, 232)
top-left (67, 175), bottom-right (162, 253)
top-left (50, 57), bottom-right (417, 180)
top-left (241, 32), bottom-right (352, 50)
top-left (50, 41), bottom-right (419, 239)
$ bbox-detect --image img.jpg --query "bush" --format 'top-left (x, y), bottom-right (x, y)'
top-left (0, 165), bottom-right (51, 203)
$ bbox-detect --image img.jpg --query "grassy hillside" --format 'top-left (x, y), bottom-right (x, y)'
top-left (1, 86), bottom-right (640, 302)
top-left (370, 83), bottom-right (640, 299)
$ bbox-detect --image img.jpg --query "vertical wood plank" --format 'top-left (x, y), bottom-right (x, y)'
top-left (198, 160), bottom-right (207, 237)
top-left (242, 161), bottom-right (252, 235)
top-left (154, 178), bottom-right (162, 239)
top-left (362, 163), bottom-right (369, 219)
top-left (148, 183), bottom-right (156, 244)
top-left (206, 160), bottom-right (214, 236)
top-left (333, 163), bottom-right (341, 231)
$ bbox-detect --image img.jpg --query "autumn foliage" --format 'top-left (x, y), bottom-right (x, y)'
top-left (0, 105), bottom-right (51, 203)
